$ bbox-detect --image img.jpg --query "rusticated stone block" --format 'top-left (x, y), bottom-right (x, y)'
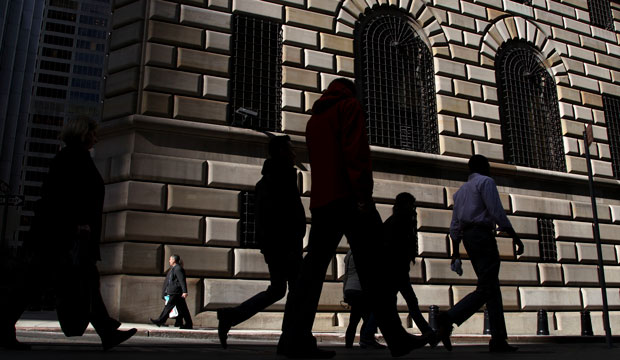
top-left (111, 153), bottom-right (206, 185)
top-left (320, 33), bottom-right (353, 54)
top-left (143, 67), bottom-right (200, 96)
top-left (417, 208), bottom-right (452, 232)
top-left (437, 95), bottom-right (469, 116)
top-left (599, 223), bottom-right (620, 242)
top-left (519, 287), bottom-right (582, 310)
top-left (510, 194), bottom-right (572, 218)
top-left (282, 66), bottom-right (318, 90)
top-left (205, 217), bottom-right (239, 247)
top-left (110, 21), bottom-right (143, 50)
top-left (518, 239), bottom-right (540, 261)
top-left (563, 264), bottom-right (599, 285)
top-left (553, 219), bottom-right (593, 241)
top-left (372, 179), bottom-right (444, 207)
top-left (336, 55), bottom-right (354, 75)
top-left (173, 96), bottom-right (227, 124)
top-left (566, 155), bottom-right (588, 174)
top-left (204, 279), bottom-right (286, 310)
top-left (507, 216), bottom-right (538, 237)
top-left (409, 285), bottom-right (451, 309)
top-left (282, 112), bottom-right (311, 134)
top-left (113, 0), bottom-right (145, 29)
top-left (206, 160), bottom-right (261, 190)
top-left (499, 262), bottom-right (538, 285)
top-left (149, 0), bottom-right (178, 22)
top-left (103, 92), bottom-right (137, 120)
top-left (141, 91), bottom-right (171, 116)
top-left (439, 135), bottom-right (472, 157)
top-left (505, 312), bottom-right (545, 335)
top-left (105, 210), bottom-right (203, 244)
top-left (418, 233), bottom-right (449, 257)
top-left (282, 88), bottom-right (302, 111)
top-left (147, 20), bottom-right (202, 49)
top-left (100, 242), bottom-right (163, 275)
top-left (457, 118), bottom-right (485, 139)
top-left (605, 266), bottom-right (620, 285)
top-left (576, 243), bottom-right (617, 264)
top-left (557, 241), bottom-right (578, 262)
top-left (203, 75), bottom-right (229, 100)
top-left (232, 0), bottom-right (282, 20)
top-left (286, 7), bottom-right (333, 31)
top-left (205, 30), bottom-right (230, 53)
top-left (425, 258), bottom-right (477, 284)
top-left (539, 263), bottom-right (563, 285)
top-left (108, 43), bottom-right (141, 73)
top-left (234, 248), bottom-right (268, 279)
top-left (104, 181), bottom-right (165, 212)
top-left (164, 244), bottom-right (231, 277)
top-left (145, 43), bottom-right (175, 68)
top-left (473, 141), bottom-right (503, 161)
top-left (434, 58), bottom-right (466, 78)
top-left (581, 288), bottom-right (620, 310)
top-left (612, 205), bottom-right (620, 224)
top-left (101, 275), bottom-right (201, 323)
top-left (283, 26), bottom-right (317, 48)
top-left (195, 311), bottom-right (336, 331)
top-left (571, 202), bottom-right (612, 222)
top-left (106, 67), bottom-right (139, 97)
top-left (452, 286), bottom-right (519, 311)
top-left (167, 185), bottom-right (239, 217)
top-left (178, 48), bottom-right (229, 75)
top-left (180, 5), bottom-right (230, 30)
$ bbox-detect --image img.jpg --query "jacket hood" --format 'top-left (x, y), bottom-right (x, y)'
top-left (312, 80), bottom-right (355, 115)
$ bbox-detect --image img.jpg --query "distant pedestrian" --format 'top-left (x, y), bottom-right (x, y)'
top-left (437, 155), bottom-right (524, 352)
top-left (1, 116), bottom-right (136, 351)
top-left (216, 135), bottom-right (305, 349)
top-left (151, 255), bottom-right (193, 329)
top-left (342, 250), bottom-right (385, 349)
top-left (384, 193), bottom-right (439, 347)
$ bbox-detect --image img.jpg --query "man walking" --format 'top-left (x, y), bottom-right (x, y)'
top-left (277, 78), bottom-right (426, 358)
top-left (151, 255), bottom-right (193, 329)
top-left (216, 136), bottom-right (305, 349)
top-left (438, 155), bottom-right (524, 352)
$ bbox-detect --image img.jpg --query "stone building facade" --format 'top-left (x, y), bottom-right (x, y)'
top-left (99, 0), bottom-right (620, 336)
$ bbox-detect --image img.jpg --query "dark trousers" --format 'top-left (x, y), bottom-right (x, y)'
top-left (280, 198), bottom-right (411, 350)
top-left (447, 226), bottom-right (507, 340)
top-left (396, 274), bottom-right (431, 334)
top-left (156, 294), bottom-right (192, 327)
top-left (345, 289), bottom-right (377, 341)
top-left (228, 254), bottom-right (301, 326)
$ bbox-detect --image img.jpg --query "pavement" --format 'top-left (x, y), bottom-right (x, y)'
top-left (5, 312), bottom-right (620, 359)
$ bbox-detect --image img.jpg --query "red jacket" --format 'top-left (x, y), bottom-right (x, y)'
top-left (305, 81), bottom-right (373, 209)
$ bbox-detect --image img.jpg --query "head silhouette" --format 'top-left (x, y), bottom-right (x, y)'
top-left (468, 155), bottom-right (490, 176)
top-left (393, 192), bottom-right (416, 217)
top-left (331, 78), bottom-right (356, 97)
top-left (268, 135), bottom-right (295, 166)
top-left (169, 254), bottom-right (180, 267)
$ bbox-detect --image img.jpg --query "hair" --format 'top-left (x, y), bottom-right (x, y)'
top-left (393, 192), bottom-right (416, 215)
top-left (170, 254), bottom-right (181, 264)
top-left (268, 135), bottom-right (291, 159)
top-left (331, 78), bottom-right (356, 97)
top-left (60, 116), bottom-right (97, 146)
top-left (468, 154), bottom-right (490, 176)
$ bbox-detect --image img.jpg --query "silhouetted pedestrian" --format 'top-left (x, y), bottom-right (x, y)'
top-left (216, 135), bottom-right (305, 349)
top-left (0, 116), bottom-right (136, 351)
top-left (342, 250), bottom-right (385, 349)
top-left (437, 155), bottom-right (524, 352)
top-left (384, 193), bottom-right (439, 347)
top-left (277, 78), bottom-right (426, 359)
top-left (151, 255), bottom-right (193, 329)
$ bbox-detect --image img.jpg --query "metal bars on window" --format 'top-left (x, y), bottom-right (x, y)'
top-left (230, 15), bottom-right (282, 132)
top-left (356, 7), bottom-right (438, 154)
top-left (240, 191), bottom-right (259, 249)
top-left (537, 218), bottom-right (557, 262)
top-left (496, 41), bottom-right (566, 172)
top-left (603, 95), bottom-right (620, 179)
top-left (588, 0), bottom-right (614, 31)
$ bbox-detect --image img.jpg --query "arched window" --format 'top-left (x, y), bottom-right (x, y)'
top-left (355, 7), bottom-right (438, 153)
top-left (496, 41), bottom-right (565, 172)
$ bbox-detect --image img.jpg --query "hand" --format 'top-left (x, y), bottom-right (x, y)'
top-left (182, 293), bottom-right (188, 299)
top-left (513, 236), bottom-right (524, 256)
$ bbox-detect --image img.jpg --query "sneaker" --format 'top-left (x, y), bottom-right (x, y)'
top-left (359, 338), bottom-right (387, 349)
top-left (489, 339), bottom-right (518, 353)
top-left (101, 328), bottom-right (137, 351)
top-left (216, 309), bottom-right (232, 349)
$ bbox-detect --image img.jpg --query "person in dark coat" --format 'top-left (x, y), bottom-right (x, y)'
top-left (277, 78), bottom-right (427, 359)
top-left (0, 116), bottom-right (136, 351)
top-left (151, 255), bottom-right (193, 329)
top-left (216, 135), bottom-right (305, 349)
top-left (384, 193), bottom-right (439, 347)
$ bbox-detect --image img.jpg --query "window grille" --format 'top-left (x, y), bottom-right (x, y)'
top-left (496, 41), bottom-right (565, 172)
top-left (240, 191), bottom-right (259, 249)
top-left (603, 95), bottom-right (620, 179)
top-left (230, 15), bottom-right (282, 132)
top-left (355, 6), bottom-right (438, 154)
top-left (588, 0), bottom-right (614, 31)
top-left (537, 218), bottom-right (557, 262)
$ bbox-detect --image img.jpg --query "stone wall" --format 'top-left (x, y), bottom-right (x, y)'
top-left (99, 0), bottom-right (620, 335)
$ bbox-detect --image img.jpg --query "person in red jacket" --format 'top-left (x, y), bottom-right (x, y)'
top-left (277, 78), bottom-right (426, 358)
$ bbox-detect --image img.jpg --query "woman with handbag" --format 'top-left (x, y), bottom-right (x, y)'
top-left (1, 116), bottom-right (136, 351)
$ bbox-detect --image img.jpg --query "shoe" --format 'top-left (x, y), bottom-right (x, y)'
top-left (217, 309), bottom-right (232, 349)
top-left (359, 338), bottom-right (387, 349)
top-left (422, 330), bottom-right (439, 348)
top-left (436, 312), bottom-right (453, 351)
top-left (389, 333), bottom-right (427, 357)
top-left (101, 328), bottom-right (137, 351)
top-left (180, 324), bottom-right (193, 330)
top-left (489, 339), bottom-right (518, 352)
top-left (0, 338), bottom-right (31, 351)
top-left (150, 318), bottom-right (162, 327)
top-left (174, 320), bottom-right (183, 328)
top-left (344, 329), bottom-right (354, 348)
top-left (279, 347), bottom-right (336, 359)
